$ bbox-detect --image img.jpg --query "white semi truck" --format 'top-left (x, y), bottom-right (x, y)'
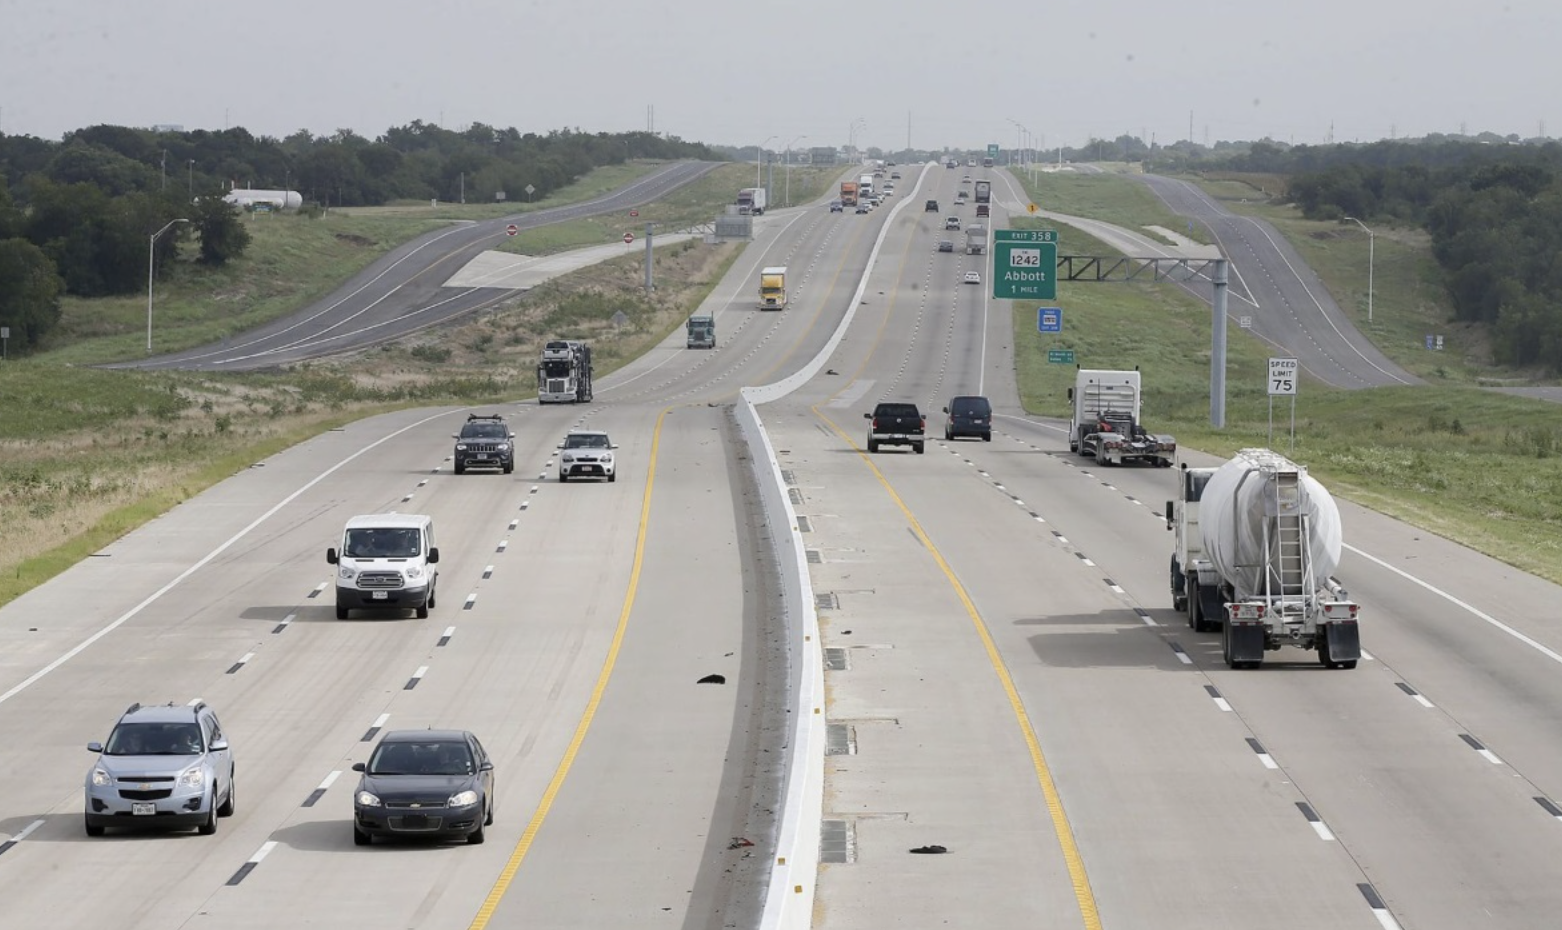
top-left (737, 188), bottom-right (767, 215)
top-left (1167, 449), bottom-right (1361, 669)
top-left (537, 340), bottom-right (593, 403)
top-left (759, 266), bottom-right (788, 310)
top-left (1067, 369), bottom-right (1176, 466)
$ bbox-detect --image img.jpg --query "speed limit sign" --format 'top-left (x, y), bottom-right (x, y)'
top-left (1268, 358), bottom-right (1298, 395)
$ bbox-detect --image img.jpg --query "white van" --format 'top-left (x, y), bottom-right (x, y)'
top-left (326, 513), bottom-right (440, 619)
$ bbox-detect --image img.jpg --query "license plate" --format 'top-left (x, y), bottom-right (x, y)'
top-left (401, 814), bottom-right (429, 829)
top-left (372, 591), bottom-right (388, 600)
top-left (132, 802), bottom-right (155, 816)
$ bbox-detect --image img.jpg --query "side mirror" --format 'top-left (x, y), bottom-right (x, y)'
top-left (351, 762), bottom-right (366, 773)
top-left (942, 406), bottom-right (949, 413)
top-left (451, 434), bottom-right (459, 439)
top-left (427, 547), bottom-right (440, 564)
top-left (556, 443), bottom-right (565, 450)
top-left (479, 760), bottom-right (494, 772)
top-left (87, 741), bottom-right (104, 753)
top-left (326, 548), bottom-right (339, 565)
top-left (210, 738), bottom-right (229, 752)
top-left (1066, 388), bottom-right (1074, 401)
top-left (863, 412), bottom-right (872, 419)
top-left (611, 444), bottom-right (619, 450)
top-left (1165, 502), bottom-right (1175, 530)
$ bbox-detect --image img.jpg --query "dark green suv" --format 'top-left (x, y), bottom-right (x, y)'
top-left (453, 414), bottom-right (514, 474)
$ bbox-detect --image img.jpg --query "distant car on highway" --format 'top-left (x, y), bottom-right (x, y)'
top-left (558, 430), bottom-right (617, 482)
top-left (829, 200), bottom-right (843, 212)
top-left (944, 216), bottom-right (962, 230)
top-left (943, 395), bottom-right (993, 442)
top-left (856, 203), bottom-right (871, 214)
top-left (937, 240), bottom-right (955, 253)
top-left (925, 199), bottom-right (939, 212)
top-left (963, 271), bottom-right (982, 285)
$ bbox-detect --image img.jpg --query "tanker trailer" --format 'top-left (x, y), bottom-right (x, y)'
top-left (1166, 448), bottom-right (1360, 669)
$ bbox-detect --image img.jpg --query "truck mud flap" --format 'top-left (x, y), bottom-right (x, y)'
top-left (1195, 584), bottom-right (1225, 634)
top-left (1224, 622), bottom-right (1266, 668)
top-left (1320, 622), bottom-right (1361, 669)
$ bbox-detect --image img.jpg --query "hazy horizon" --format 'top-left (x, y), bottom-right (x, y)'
top-left (5, 0), bottom-right (1559, 153)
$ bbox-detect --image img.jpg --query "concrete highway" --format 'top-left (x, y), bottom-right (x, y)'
top-left (117, 161), bottom-right (718, 372)
top-left (5, 160), bottom-right (1562, 930)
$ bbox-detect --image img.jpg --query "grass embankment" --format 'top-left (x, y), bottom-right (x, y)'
top-left (43, 162), bottom-right (672, 366)
top-left (0, 164), bottom-right (745, 607)
top-left (1007, 171), bottom-right (1562, 585)
top-left (1022, 167), bottom-right (1212, 246)
top-left (500, 162), bottom-right (842, 255)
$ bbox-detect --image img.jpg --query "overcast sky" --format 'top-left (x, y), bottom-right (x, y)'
top-left (4, 0), bottom-right (1560, 152)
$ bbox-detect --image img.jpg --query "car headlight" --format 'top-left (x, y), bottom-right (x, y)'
top-left (91, 768), bottom-right (112, 787)
top-left (455, 442), bottom-right (468, 451)
top-left (405, 565), bottom-right (424, 580)
top-left (561, 453), bottom-right (575, 463)
top-left (356, 790), bottom-right (382, 807)
top-left (178, 767), bottom-right (205, 790)
top-left (338, 567), bottom-right (357, 581)
top-left (447, 790), bottom-right (479, 808)
top-left (498, 443), bottom-right (510, 452)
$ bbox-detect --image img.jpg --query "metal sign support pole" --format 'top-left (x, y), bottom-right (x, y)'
top-left (1211, 258), bottom-right (1228, 428)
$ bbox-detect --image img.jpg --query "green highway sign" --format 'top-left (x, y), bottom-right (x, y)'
top-left (1048, 349), bottom-right (1076, 364)
top-left (987, 143), bottom-right (999, 159)
top-left (992, 228), bottom-right (1059, 301)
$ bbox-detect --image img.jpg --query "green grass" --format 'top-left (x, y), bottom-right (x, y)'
top-left (40, 162), bottom-right (681, 367)
top-left (1015, 169), bottom-right (1211, 245)
top-left (333, 161), bottom-right (664, 220)
top-left (1007, 208), bottom-right (1562, 585)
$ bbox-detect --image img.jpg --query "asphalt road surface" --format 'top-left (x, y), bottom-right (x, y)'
top-left (5, 163), bottom-right (1562, 930)
top-left (119, 161), bottom-right (718, 372)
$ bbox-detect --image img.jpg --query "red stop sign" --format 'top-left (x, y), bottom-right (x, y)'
top-left (623, 232), bottom-right (635, 244)
top-left (505, 224), bottom-right (518, 236)
top-left (629, 209), bottom-right (639, 217)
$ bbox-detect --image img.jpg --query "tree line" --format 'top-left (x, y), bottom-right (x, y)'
top-left (1203, 137), bottom-right (1562, 372)
top-left (0, 124), bottom-right (718, 355)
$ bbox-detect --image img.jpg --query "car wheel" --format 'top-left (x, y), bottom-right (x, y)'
top-left (416, 600), bottom-right (429, 619)
top-left (484, 798), bottom-right (494, 827)
top-left (982, 432), bottom-right (992, 442)
top-left (454, 462), bottom-right (465, 475)
top-left (944, 428), bottom-right (952, 441)
top-left (218, 772), bottom-right (235, 817)
top-left (467, 823), bottom-right (486, 845)
top-left (197, 799), bottom-right (218, 836)
top-left (867, 440), bottom-right (878, 453)
top-left (354, 825), bottom-right (372, 847)
top-left (502, 462), bottom-right (513, 474)
top-left (558, 472), bottom-right (568, 483)
top-left (914, 443), bottom-right (925, 454)
top-left (608, 472), bottom-right (616, 483)
top-left (336, 606), bottom-right (349, 620)
top-left (427, 583), bottom-right (437, 609)
top-left (84, 815), bottom-right (104, 838)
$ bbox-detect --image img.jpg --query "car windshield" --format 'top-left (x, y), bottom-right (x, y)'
top-left (565, 434), bottom-right (610, 449)
top-left (369, 740), bottom-right (475, 776)
top-left (344, 527), bottom-right (421, 559)
top-left (105, 722), bottom-right (202, 755)
top-left (953, 398), bottom-right (991, 415)
top-left (462, 422), bottom-right (507, 438)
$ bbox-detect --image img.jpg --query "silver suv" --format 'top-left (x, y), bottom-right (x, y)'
top-left (557, 431), bottom-right (617, 482)
top-left (84, 701), bottom-right (235, 836)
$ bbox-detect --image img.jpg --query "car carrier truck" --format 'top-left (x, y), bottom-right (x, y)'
top-left (1067, 369), bottom-right (1176, 466)
top-left (1167, 449), bottom-right (1361, 669)
top-left (537, 340), bottom-right (593, 403)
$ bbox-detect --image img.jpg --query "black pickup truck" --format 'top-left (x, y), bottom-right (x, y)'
top-left (864, 402), bottom-right (926, 454)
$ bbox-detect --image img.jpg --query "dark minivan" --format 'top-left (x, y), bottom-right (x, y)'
top-left (943, 396), bottom-right (992, 441)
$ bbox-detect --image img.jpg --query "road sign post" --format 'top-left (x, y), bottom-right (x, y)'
top-left (1267, 357), bottom-right (1298, 448)
top-left (992, 229), bottom-right (1058, 301)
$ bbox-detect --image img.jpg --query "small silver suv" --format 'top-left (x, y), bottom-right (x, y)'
top-left (84, 701), bottom-right (235, 836)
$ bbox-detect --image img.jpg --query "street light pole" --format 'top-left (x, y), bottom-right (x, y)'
top-left (784, 134), bottom-right (807, 207)
top-left (147, 218), bottom-right (190, 353)
top-left (757, 136), bottom-right (776, 190)
top-left (1343, 216), bottom-right (1375, 323)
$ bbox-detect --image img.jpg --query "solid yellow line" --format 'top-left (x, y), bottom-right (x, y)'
top-left (467, 406), bottom-right (669, 930)
top-left (812, 407), bottom-right (1103, 930)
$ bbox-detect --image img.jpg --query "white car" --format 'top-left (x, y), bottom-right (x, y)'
top-left (962, 272), bottom-right (982, 285)
top-left (558, 431), bottom-right (617, 482)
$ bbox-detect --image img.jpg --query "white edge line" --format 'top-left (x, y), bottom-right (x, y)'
top-left (1344, 542), bottom-right (1562, 666)
top-left (317, 770), bottom-right (341, 790)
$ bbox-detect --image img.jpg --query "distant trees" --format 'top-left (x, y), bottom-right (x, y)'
top-left (0, 121), bottom-right (719, 355)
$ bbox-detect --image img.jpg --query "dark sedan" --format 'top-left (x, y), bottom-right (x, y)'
top-left (352, 729), bottom-right (494, 845)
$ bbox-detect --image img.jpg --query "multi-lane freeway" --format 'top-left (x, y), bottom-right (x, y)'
top-left (4, 161), bottom-right (1562, 930)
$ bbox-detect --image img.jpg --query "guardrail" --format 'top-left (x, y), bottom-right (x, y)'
top-left (739, 164), bottom-right (934, 930)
